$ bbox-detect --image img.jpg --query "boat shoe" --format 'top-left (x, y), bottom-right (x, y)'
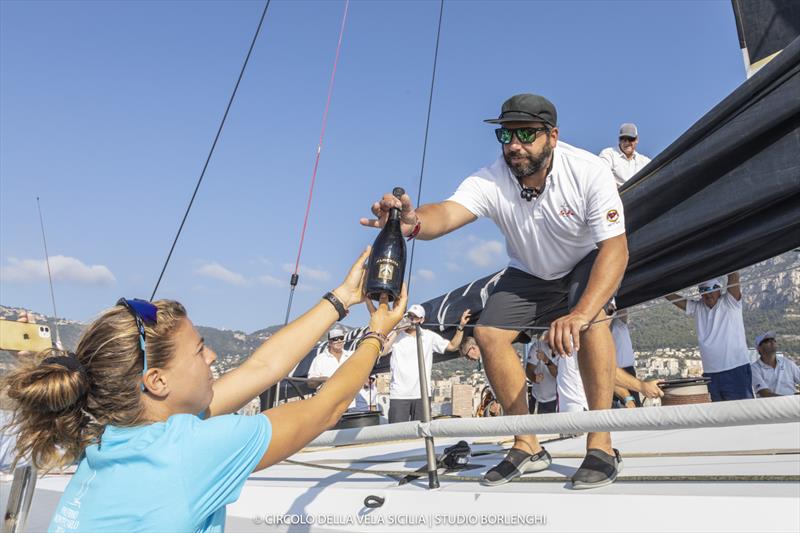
top-left (481, 447), bottom-right (552, 486)
top-left (570, 448), bottom-right (623, 489)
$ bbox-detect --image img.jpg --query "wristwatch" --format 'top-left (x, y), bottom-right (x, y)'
top-left (322, 291), bottom-right (348, 321)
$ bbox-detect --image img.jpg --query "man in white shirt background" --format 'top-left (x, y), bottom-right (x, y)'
top-left (611, 310), bottom-right (639, 408)
top-left (384, 304), bottom-right (469, 423)
top-left (665, 273), bottom-right (754, 401)
top-left (598, 123), bottom-right (652, 187)
top-left (751, 332), bottom-right (800, 397)
top-left (307, 327), bottom-right (352, 389)
top-left (308, 328), bottom-right (380, 411)
top-left (526, 334), bottom-right (558, 414)
top-left (537, 327), bottom-right (662, 414)
top-left (363, 93), bottom-right (629, 489)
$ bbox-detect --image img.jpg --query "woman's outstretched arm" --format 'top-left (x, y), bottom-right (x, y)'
top-left (207, 248), bottom-right (370, 417)
top-left (256, 287), bottom-right (407, 470)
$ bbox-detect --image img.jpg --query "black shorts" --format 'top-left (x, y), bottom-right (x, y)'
top-left (477, 250), bottom-right (611, 342)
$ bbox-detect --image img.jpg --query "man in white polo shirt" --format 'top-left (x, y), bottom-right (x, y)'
top-left (307, 327), bottom-right (351, 388)
top-left (308, 327), bottom-right (361, 410)
top-left (598, 123), bottom-right (652, 187)
top-left (751, 332), bottom-right (800, 397)
top-left (384, 304), bottom-right (469, 423)
top-left (666, 273), bottom-right (753, 401)
top-left (362, 93), bottom-right (629, 489)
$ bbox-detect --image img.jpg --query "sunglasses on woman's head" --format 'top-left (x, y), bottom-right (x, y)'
top-left (117, 298), bottom-right (158, 391)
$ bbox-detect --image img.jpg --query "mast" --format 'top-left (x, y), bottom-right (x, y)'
top-left (36, 197), bottom-right (62, 350)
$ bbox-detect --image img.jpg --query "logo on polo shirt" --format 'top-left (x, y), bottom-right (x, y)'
top-left (606, 209), bottom-right (620, 223)
top-left (559, 203), bottom-right (575, 217)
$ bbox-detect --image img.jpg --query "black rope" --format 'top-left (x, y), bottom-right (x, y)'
top-left (150, 0), bottom-right (271, 301)
top-left (407, 0), bottom-right (444, 295)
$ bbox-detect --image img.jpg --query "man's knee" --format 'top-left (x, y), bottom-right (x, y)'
top-left (474, 326), bottom-right (516, 351)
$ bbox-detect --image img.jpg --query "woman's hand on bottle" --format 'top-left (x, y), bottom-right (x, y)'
top-left (365, 284), bottom-right (408, 337)
top-left (360, 191), bottom-right (419, 236)
top-left (332, 247), bottom-right (371, 309)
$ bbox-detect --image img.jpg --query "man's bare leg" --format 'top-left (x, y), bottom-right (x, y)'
top-left (577, 311), bottom-right (615, 454)
top-left (474, 325), bottom-right (540, 454)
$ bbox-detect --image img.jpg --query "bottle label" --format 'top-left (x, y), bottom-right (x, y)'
top-left (376, 258), bottom-right (400, 282)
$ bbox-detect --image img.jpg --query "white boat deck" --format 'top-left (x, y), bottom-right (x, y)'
top-left (14, 421), bottom-right (800, 532)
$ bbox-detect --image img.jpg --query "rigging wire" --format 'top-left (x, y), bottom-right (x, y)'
top-left (35, 197), bottom-right (62, 349)
top-left (150, 0), bottom-right (272, 301)
top-left (284, 0), bottom-right (350, 324)
top-left (406, 0), bottom-right (445, 295)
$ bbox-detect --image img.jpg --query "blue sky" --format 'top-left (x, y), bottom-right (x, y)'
top-left (1, 0), bottom-right (746, 332)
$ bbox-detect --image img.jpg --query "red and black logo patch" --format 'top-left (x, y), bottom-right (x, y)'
top-left (606, 209), bottom-right (619, 223)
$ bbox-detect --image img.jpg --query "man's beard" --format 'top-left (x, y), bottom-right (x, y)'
top-left (504, 142), bottom-right (553, 178)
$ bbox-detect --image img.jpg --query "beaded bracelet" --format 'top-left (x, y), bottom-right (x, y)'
top-left (358, 330), bottom-right (388, 353)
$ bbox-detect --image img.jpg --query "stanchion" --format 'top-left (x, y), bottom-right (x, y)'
top-left (3, 465), bottom-right (37, 533)
top-left (415, 323), bottom-right (440, 489)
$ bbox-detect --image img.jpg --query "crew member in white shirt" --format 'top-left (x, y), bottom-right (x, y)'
top-left (353, 376), bottom-right (378, 411)
top-left (362, 93), bottom-right (628, 489)
top-left (598, 123), bottom-right (652, 187)
top-left (308, 327), bottom-right (374, 411)
top-left (751, 332), bottom-right (800, 397)
top-left (307, 328), bottom-right (352, 388)
top-left (384, 304), bottom-right (468, 423)
top-left (526, 335), bottom-right (558, 414)
top-left (611, 311), bottom-right (639, 407)
top-left (538, 328), bottom-right (661, 414)
top-left (665, 273), bottom-right (754, 401)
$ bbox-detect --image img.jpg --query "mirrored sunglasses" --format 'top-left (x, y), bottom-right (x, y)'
top-left (698, 284), bottom-right (721, 294)
top-left (495, 126), bottom-right (548, 145)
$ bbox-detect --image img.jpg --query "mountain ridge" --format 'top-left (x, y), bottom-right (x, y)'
top-left (2, 252), bottom-right (797, 372)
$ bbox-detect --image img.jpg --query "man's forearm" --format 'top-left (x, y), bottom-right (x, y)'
top-left (572, 235), bottom-right (628, 319)
top-left (447, 328), bottom-right (466, 351)
top-left (614, 367), bottom-right (642, 392)
top-left (414, 202), bottom-right (474, 240)
top-left (727, 271), bottom-right (742, 300)
top-left (665, 293), bottom-right (687, 311)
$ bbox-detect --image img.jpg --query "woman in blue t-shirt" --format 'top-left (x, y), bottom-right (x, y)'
top-left (2, 248), bottom-right (406, 532)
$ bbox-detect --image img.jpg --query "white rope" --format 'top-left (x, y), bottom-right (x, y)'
top-left (308, 395), bottom-right (800, 447)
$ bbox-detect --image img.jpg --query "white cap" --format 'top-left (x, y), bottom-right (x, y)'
top-left (698, 277), bottom-right (725, 291)
top-left (619, 123), bottom-right (639, 138)
top-left (328, 327), bottom-right (345, 339)
top-left (407, 304), bottom-right (425, 320)
top-left (755, 331), bottom-right (776, 347)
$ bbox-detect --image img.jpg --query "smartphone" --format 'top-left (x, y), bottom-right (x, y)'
top-left (0, 320), bottom-right (53, 352)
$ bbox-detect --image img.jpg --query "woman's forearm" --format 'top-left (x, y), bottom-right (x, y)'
top-left (208, 297), bottom-right (339, 416)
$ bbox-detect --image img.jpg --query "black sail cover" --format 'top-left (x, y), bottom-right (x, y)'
top-left (283, 36), bottom-right (800, 393)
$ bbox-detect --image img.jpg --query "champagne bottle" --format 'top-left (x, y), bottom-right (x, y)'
top-left (365, 187), bottom-right (407, 302)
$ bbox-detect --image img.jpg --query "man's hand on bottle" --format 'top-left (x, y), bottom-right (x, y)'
top-left (360, 191), bottom-right (419, 237)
